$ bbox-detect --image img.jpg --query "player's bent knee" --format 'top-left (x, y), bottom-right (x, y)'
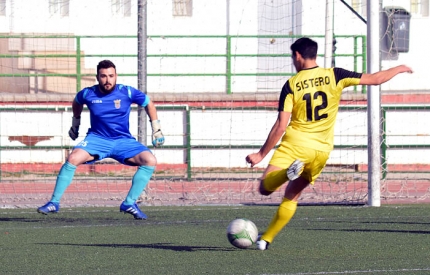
top-left (145, 154), bottom-right (157, 167)
top-left (130, 151), bottom-right (157, 166)
top-left (259, 181), bottom-right (274, 196)
top-left (67, 149), bottom-right (93, 166)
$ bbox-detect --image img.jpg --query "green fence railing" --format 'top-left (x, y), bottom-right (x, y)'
top-left (1, 105), bottom-right (428, 181)
top-left (0, 34), bottom-right (367, 94)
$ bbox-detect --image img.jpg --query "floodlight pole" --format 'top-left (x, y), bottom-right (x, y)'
top-left (367, 0), bottom-right (381, 207)
top-left (137, 0), bottom-right (148, 145)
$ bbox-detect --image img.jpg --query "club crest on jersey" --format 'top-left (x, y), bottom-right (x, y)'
top-left (114, 99), bottom-right (121, 109)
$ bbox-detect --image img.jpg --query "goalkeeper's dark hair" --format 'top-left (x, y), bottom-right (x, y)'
top-left (291, 37), bottom-right (318, 59)
top-left (97, 60), bottom-right (116, 73)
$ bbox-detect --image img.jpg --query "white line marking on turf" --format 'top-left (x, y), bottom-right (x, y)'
top-left (0, 219), bottom-right (232, 231)
top-left (264, 268), bottom-right (430, 275)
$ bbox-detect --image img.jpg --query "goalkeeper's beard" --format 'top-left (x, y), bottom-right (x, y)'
top-left (99, 82), bottom-right (115, 93)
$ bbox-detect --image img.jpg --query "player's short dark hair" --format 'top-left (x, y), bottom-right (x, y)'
top-left (290, 37), bottom-right (318, 59)
top-left (97, 60), bottom-right (116, 74)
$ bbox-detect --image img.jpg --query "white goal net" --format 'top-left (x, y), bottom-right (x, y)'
top-left (0, 0), bottom-right (429, 208)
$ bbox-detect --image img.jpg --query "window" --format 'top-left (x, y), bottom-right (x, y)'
top-left (351, 0), bottom-right (366, 18)
top-left (411, 0), bottom-right (429, 16)
top-left (111, 0), bottom-right (131, 17)
top-left (173, 0), bottom-right (192, 16)
top-left (0, 0), bottom-right (6, 16)
top-left (49, 0), bottom-right (69, 17)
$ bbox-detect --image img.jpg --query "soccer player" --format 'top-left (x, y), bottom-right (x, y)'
top-left (37, 60), bottom-right (165, 219)
top-left (245, 37), bottom-right (413, 250)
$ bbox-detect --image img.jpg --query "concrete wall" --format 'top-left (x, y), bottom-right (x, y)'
top-left (0, 0), bottom-right (427, 93)
top-left (1, 105), bottom-right (429, 167)
top-left (0, 1), bottom-right (427, 168)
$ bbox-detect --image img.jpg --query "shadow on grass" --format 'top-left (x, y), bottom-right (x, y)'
top-left (0, 216), bottom-right (144, 224)
top-left (0, 217), bottom-right (43, 223)
top-left (38, 242), bottom-right (238, 252)
top-left (317, 219), bottom-right (430, 226)
top-left (306, 228), bottom-right (430, 234)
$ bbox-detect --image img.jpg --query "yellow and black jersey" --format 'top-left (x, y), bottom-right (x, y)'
top-left (278, 66), bottom-right (362, 152)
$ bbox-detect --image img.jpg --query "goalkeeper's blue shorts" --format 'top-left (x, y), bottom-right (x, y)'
top-left (73, 133), bottom-right (151, 165)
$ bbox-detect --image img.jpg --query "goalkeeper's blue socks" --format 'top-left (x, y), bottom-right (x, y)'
top-left (123, 165), bottom-right (155, 205)
top-left (49, 163), bottom-right (154, 206)
top-left (50, 161), bottom-right (77, 203)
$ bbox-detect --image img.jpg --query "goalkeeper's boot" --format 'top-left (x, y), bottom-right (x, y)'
top-left (120, 202), bottom-right (147, 220)
top-left (37, 202), bottom-right (60, 215)
top-left (286, 159), bottom-right (304, 181)
top-left (256, 235), bottom-right (270, 251)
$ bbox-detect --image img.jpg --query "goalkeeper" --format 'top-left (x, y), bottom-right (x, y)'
top-left (37, 60), bottom-right (165, 220)
top-left (246, 37), bottom-right (413, 250)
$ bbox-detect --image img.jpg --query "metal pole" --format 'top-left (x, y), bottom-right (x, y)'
top-left (226, 0), bottom-right (230, 94)
top-left (137, 0), bottom-right (148, 145)
top-left (366, 0), bottom-right (381, 207)
top-left (76, 36), bottom-right (81, 93)
top-left (324, 0), bottom-right (333, 68)
top-left (0, 109), bottom-right (1, 181)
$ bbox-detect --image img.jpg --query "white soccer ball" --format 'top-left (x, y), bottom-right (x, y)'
top-left (226, 218), bottom-right (259, 249)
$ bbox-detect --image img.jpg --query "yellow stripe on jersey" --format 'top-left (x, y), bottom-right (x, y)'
top-left (278, 67), bottom-right (362, 152)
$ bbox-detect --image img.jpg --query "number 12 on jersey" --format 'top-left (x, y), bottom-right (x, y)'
top-left (303, 91), bottom-right (328, 121)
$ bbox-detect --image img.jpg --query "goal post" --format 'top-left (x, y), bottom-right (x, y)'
top-left (137, 0), bottom-right (148, 146)
top-left (331, 0), bottom-right (382, 207)
top-left (366, 0), bottom-right (381, 207)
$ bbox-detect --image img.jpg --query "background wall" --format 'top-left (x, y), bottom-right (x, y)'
top-left (0, 0), bottom-right (425, 93)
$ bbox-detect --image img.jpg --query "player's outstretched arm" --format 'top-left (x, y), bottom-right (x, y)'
top-left (359, 65), bottom-right (413, 86)
top-left (145, 101), bottom-right (165, 147)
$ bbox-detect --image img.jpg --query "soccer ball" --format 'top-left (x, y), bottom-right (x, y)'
top-left (226, 218), bottom-right (258, 249)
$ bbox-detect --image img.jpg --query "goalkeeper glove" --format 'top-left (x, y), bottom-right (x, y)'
top-left (151, 120), bottom-right (165, 147)
top-left (68, 116), bottom-right (80, 141)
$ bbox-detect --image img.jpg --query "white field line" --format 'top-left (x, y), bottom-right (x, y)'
top-left (262, 268), bottom-right (430, 275)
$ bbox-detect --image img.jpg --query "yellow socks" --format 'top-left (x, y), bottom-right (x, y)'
top-left (260, 169), bottom-right (299, 243)
top-left (261, 198), bottom-right (298, 243)
top-left (262, 169), bottom-right (288, 192)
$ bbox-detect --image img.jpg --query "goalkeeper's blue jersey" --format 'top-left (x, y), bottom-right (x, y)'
top-left (75, 84), bottom-right (150, 139)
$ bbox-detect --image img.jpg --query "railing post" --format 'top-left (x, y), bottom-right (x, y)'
top-left (226, 35), bottom-right (232, 94)
top-left (362, 35), bottom-right (367, 94)
top-left (186, 107), bottom-right (192, 181)
top-left (0, 109), bottom-right (1, 182)
top-left (76, 36), bottom-right (81, 93)
top-left (353, 36), bottom-right (358, 93)
top-left (381, 107), bottom-right (387, 179)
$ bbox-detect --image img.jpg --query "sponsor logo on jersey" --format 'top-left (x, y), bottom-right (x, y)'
top-left (92, 100), bottom-right (102, 103)
top-left (77, 140), bottom-right (88, 147)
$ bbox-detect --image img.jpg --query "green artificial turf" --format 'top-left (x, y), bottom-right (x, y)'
top-left (1, 204), bottom-right (429, 275)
